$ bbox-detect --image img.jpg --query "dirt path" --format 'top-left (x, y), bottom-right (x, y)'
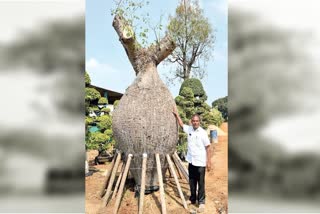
top-left (86, 133), bottom-right (227, 214)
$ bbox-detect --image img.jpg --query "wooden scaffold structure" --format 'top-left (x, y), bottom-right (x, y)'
top-left (99, 151), bottom-right (190, 214)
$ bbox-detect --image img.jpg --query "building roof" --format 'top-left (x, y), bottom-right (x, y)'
top-left (88, 84), bottom-right (123, 104)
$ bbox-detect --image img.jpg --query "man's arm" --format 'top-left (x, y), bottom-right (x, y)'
top-left (172, 106), bottom-right (184, 128)
top-left (206, 145), bottom-right (211, 171)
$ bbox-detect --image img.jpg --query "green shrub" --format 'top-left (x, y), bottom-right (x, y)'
top-left (113, 100), bottom-right (120, 109)
top-left (179, 78), bottom-right (205, 97)
top-left (96, 115), bottom-right (112, 131)
top-left (101, 107), bottom-right (111, 113)
top-left (85, 117), bottom-right (94, 126)
top-left (104, 129), bottom-right (113, 136)
top-left (175, 95), bottom-right (184, 105)
top-left (202, 108), bottom-right (224, 127)
top-left (98, 97), bottom-right (108, 105)
top-left (85, 88), bottom-right (101, 102)
top-left (180, 87), bottom-right (194, 99)
top-left (87, 132), bottom-right (110, 149)
top-left (85, 71), bottom-right (91, 86)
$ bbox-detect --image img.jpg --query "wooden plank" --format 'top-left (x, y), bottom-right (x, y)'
top-left (138, 153), bottom-right (148, 214)
top-left (113, 154), bottom-right (133, 214)
top-left (99, 152), bottom-right (118, 197)
top-left (101, 153), bottom-right (122, 207)
top-left (166, 154), bottom-right (188, 210)
top-left (156, 153), bottom-right (167, 214)
top-left (172, 153), bottom-right (189, 183)
top-left (111, 162), bottom-right (124, 199)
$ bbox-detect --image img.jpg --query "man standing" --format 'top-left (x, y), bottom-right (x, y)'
top-left (173, 107), bottom-right (211, 213)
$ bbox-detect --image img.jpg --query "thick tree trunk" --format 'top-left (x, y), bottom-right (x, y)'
top-left (111, 15), bottom-right (178, 188)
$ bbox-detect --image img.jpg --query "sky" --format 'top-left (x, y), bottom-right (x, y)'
top-left (86, 0), bottom-right (228, 105)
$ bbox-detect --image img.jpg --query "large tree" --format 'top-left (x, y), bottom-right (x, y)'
top-left (166, 0), bottom-right (215, 84)
top-left (212, 96), bottom-right (228, 121)
top-left (111, 2), bottom-right (178, 189)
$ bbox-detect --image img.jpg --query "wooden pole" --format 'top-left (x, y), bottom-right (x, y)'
top-left (113, 154), bottom-right (133, 214)
top-left (166, 154), bottom-right (188, 210)
top-left (173, 158), bottom-right (183, 179)
top-left (101, 153), bottom-right (122, 207)
top-left (99, 152), bottom-right (118, 198)
top-left (156, 153), bottom-right (167, 214)
top-left (111, 162), bottom-right (124, 199)
top-left (173, 152), bottom-right (189, 177)
top-left (167, 167), bottom-right (172, 178)
top-left (138, 153), bottom-right (148, 214)
top-left (172, 154), bottom-right (189, 183)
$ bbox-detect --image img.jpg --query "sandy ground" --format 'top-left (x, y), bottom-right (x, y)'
top-left (86, 132), bottom-right (227, 214)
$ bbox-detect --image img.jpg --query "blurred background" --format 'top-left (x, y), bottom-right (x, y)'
top-left (229, 0), bottom-right (320, 213)
top-left (0, 0), bottom-right (84, 212)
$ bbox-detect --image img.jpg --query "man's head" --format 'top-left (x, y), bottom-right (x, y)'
top-left (191, 114), bottom-right (201, 130)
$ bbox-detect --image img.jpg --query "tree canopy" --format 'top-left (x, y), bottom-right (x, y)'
top-left (212, 96), bottom-right (228, 121)
top-left (166, 0), bottom-right (215, 84)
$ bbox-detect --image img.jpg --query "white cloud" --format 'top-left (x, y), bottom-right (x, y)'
top-left (86, 58), bottom-right (118, 73)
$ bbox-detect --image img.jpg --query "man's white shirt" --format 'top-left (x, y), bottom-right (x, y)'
top-left (183, 124), bottom-right (210, 167)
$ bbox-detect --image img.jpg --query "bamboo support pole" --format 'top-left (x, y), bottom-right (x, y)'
top-left (113, 154), bottom-right (133, 214)
top-left (172, 154), bottom-right (189, 183)
top-left (156, 153), bottom-right (167, 214)
top-left (166, 154), bottom-right (188, 210)
top-left (173, 152), bottom-right (189, 176)
top-left (167, 167), bottom-right (172, 178)
top-left (111, 162), bottom-right (124, 199)
top-left (99, 152), bottom-right (118, 197)
top-left (138, 153), bottom-right (148, 214)
top-left (173, 158), bottom-right (183, 179)
top-left (101, 153), bottom-right (122, 207)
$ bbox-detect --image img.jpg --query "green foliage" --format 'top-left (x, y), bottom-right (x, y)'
top-left (85, 71), bottom-right (91, 86)
top-left (175, 78), bottom-right (222, 148)
top-left (111, 0), bottom-right (163, 47)
top-left (166, 0), bottom-right (215, 83)
top-left (180, 87), bottom-right (194, 100)
top-left (175, 95), bottom-right (184, 105)
top-left (180, 78), bottom-right (205, 97)
top-left (195, 106), bottom-right (206, 115)
top-left (85, 88), bottom-right (101, 102)
top-left (96, 115), bottom-right (112, 132)
top-left (212, 96), bottom-right (228, 121)
top-left (86, 132), bottom-right (110, 150)
top-left (98, 97), bottom-right (108, 105)
top-left (104, 129), bottom-right (113, 136)
top-left (85, 117), bottom-right (94, 126)
top-left (85, 72), bottom-right (114, 151)
top-left (113, 100), bottom-right (120, 109)
top-left (202, 108), bottom-right (224, 128)
top-left (176, 141), bottom-right (187, 155)
top-left (101, 107), bottom-right (111, 113)
top-left (88, 106), bottom-right (99, 112)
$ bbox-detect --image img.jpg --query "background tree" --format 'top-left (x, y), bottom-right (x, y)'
top-left (85, 71), bottom-right (114, 150)
top-left (212, 96), bottom-right (228, 121)
top-left (175, 78), bottom-right (223, 158)
top-left (166, 0), bottom-right (215, 84)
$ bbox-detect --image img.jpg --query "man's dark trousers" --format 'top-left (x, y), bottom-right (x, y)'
top-left (188, 163), bottom-right (206, 204)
